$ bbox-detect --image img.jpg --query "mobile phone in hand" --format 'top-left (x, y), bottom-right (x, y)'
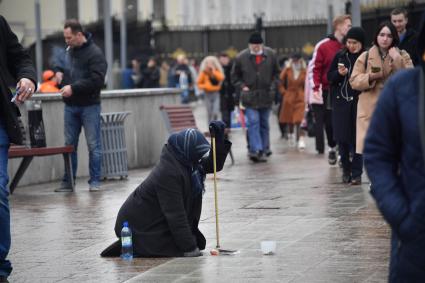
top-left (11, 88), bottom-right (21, 104)
top-left (10, 87), bottom-right (21, 105)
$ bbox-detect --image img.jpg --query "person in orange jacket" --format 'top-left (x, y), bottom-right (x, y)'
top-left (197, 56), bottom-right (225, 123)
top-left (39, 70), bottom-right (59, 93)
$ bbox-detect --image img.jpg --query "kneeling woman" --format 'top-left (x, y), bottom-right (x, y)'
top-left (101, 122), bottom-right (231, 257)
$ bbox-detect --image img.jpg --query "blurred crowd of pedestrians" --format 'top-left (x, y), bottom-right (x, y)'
top-left (1, 6), bottom-right (425, 282)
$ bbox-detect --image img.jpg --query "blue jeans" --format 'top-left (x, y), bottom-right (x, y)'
top-left (245, 108), bottom-right (271, 153)
top-left (0, 120), bottom-right (12, 277)
top-left (63, 104), bottom-right (102, 187)
top-left (181, 89), bottom-right (189, 104)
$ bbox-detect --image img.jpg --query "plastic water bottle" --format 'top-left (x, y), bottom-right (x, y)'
top-left (121, 221), bottom-right (133, 260)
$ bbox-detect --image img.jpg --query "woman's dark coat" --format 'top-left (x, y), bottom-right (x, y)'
top-left (219, 63), bottom-right (236, 112)
top-left (364, 67), bottom-right (425, 282)
top-left (327, 49), bottom-right (361, 144)
top-left (140, 66), bottom-right (160, 88)
top-left (0, 15), bottom-right (36, 144)
top-left (113, 139), bottom-right (231, 257)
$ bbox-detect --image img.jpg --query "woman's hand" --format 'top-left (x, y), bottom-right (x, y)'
top-left (206, 64), bottom-right (215, 73)
top-left (337, 65), bottom-right (348, 76)
top-left (388, 47), bottom-right (401, 61)
top-left (369, 70), bottom-right (383, 82)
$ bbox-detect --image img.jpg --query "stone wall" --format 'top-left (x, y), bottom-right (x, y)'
top-left (9, 88), bottom-right (180, 187)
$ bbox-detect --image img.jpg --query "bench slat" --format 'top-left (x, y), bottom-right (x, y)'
top-left (160, 105), bottom-right (198, 133)
top-left (9, 145), bottom-right (74, 158)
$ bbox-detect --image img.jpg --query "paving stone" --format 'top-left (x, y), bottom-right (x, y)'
top-left (6, 104), bottom-right (390, 282)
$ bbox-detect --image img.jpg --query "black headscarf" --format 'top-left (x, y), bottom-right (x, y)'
top-left (167, 129), bottom-right (210, 196)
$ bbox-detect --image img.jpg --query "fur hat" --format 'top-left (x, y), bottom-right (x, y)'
top-left (248, 32), bottom-right (263, 44)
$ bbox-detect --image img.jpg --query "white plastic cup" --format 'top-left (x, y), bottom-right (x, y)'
top-left (261, 241), bottom-right (276, 255)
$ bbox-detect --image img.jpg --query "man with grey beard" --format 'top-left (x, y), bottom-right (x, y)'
top-left (231, 32), bottom-right (280, 162)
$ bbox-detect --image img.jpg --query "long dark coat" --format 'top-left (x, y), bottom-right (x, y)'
top-left (231, 47), bottom-right (280, 109)
top-left (364, 67), bottom-right (425, 282)
top-left (399, 28), bottom-right (419, 66)
top-left (0, 15), bottom-right (36, 144)
top-left (219, 63), bottom-right (235, 112)
top-left (327, 49), bottom-right (361, 144)
top-left (140, 66), bottom-right (160, 88)
top-left (113, 140), bottom-right (231, 257)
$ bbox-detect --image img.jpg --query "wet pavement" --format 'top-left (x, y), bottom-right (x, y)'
top-left (8, 103), bottom-right (390, 282)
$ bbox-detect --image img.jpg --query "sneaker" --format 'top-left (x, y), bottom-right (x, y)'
top-left (257, 153), bottom-right (268, 162)
top-left (264, 149), bottom-right (273, 157)
top-left (328, 149), bottom-right (337, 165)
top-left (54, 182), bottom-right (73, 192)
top-left (351, 177), bottom-right (362, 186)
top-left (298, 138), bottom-right (306, 150)
top-left (248, 151), bottom-right (259, 162)
top-left (248, 152), bottom-right (267, 163)
top-left (0, 276), bottom-right (9, 283)
top-left (89, 185), bottom-right (101, 192)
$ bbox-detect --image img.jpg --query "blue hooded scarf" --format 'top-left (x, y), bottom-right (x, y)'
top-left (167, 129), bottom-right (210, 196)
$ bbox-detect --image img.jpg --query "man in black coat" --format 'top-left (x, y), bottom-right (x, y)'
top-left (101, 122), bottom-right (231, 257)
top-left (53, 19), bottom-right (107, 192)
top-left (0, 15), bottom-right (36, 283)
top-left (219, 53), bottom-right (235, 128)
top-left (140, 58), bottom-right (160, 88)
top-left (391, 8), bottom-right (420, 66)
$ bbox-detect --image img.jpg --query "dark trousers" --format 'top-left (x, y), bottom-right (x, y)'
top-left (312, 102), bottom-right (336, 153)
top-left (277, 101), bottom-right (286, 137)
top-left (221, 109), bottom-right (231, 129)
top-left (339, 142), bottom-right (363, 178)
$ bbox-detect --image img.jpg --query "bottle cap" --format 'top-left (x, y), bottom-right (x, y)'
top-left (123, 221), bottom-right (128, 228)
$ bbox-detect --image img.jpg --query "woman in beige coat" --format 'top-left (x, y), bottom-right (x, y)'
top-left (350, 21), bottom-right (413, 153)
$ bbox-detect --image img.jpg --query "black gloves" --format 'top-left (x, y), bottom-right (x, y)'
top-left (209, 120), bottom-right (226, 143)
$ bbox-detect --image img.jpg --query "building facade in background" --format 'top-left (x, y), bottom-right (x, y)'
top-left (1, 0), bottom-right (409, 46)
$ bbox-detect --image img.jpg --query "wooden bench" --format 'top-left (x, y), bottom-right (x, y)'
top-left (159, 104), bottom-right (235, 164)
top-left (7, 121), bottom-right (75, 194)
